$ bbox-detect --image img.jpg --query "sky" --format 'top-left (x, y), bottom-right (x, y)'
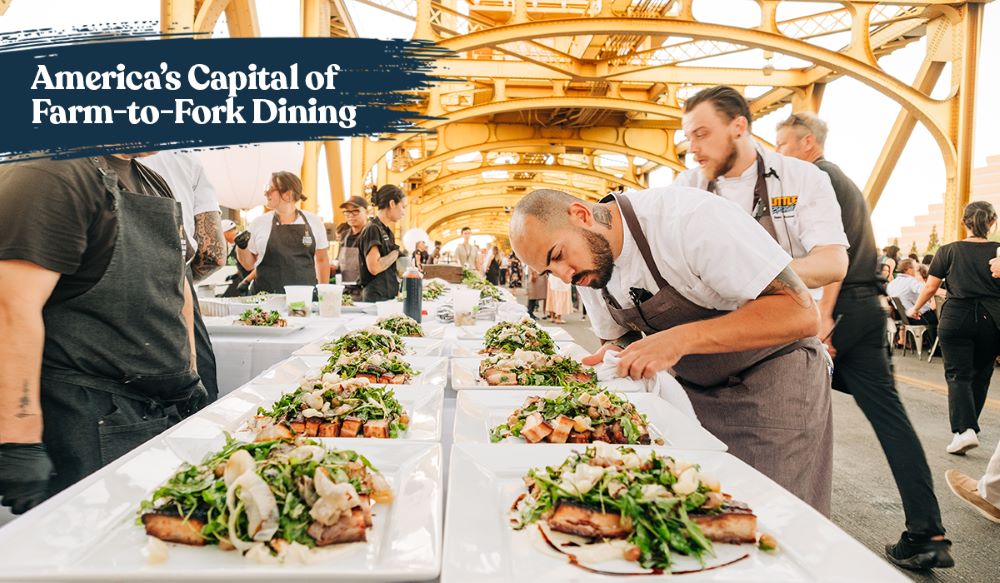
top-left (2, 0), bottom-right (998, 244)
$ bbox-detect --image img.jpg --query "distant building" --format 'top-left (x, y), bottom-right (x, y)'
top-left (887, 154), bottom-right (1000, 251)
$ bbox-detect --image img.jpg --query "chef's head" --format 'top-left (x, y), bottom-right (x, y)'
top-left (510, 189), bottom-right (615, 289)
top-left (340, 195), bottom-right (370, 230)
top-left (372, 184), bottom-right (408, 223)
top-left (682, 86), bottom-right (752, 181)
top-left (265, 171), bottom-right (306, 207)
top-left (775, 112), bottom-right (827, 162)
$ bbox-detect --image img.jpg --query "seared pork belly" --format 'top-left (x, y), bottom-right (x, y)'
top-left (548, 500), bottom-right (633, 538)
top-left (307, 508), bottom-right (368, 545)
top-left (142, 512), bottom-right (206, 546)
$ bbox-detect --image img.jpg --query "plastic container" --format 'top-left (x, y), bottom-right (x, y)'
top-left (316, 283), bottom-right (344, 318)
top-left (284, 285), bottom-right (314, 317)
top-left (402, 266), bottom-right (423, 323)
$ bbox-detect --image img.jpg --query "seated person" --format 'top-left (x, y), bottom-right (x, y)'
top-left (888, 258), bottom-right (937, 326)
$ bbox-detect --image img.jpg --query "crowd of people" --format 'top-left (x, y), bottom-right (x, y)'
top-left (1, 85), bottom-right (999, 573)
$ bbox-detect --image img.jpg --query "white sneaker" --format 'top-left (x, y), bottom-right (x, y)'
top-left (946, 429), bottom-right (980, 455)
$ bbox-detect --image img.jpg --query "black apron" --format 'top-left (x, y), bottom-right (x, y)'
top-left (253, 210), bottom-right (318, 294)
top-left (600, 192), bottom-right (833, 514)
top-left (361, 217), bottom-right (400, 302)
top-left (221, 244), bottom-right (252, 297)
top-left (40, 157), bottom-right (207, 494)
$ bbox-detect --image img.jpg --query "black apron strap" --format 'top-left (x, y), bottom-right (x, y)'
top-left (707, 153), bottom-right (779, 242)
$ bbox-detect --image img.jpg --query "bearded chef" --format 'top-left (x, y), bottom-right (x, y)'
top-left (509, 188), bottom-right (833, 515)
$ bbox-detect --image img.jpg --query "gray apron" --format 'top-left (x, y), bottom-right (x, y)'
top-left (601, 192), bottom-right (833, 514)
top-left (337, 232), bottom-right (362, 284)
top-left (254, 210), bottom-right (318, 293)
top-left (40, 157), bottom-right (207, 494)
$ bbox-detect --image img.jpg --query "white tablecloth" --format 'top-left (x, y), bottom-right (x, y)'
top-left (209, 315), bottom-right (356, 396)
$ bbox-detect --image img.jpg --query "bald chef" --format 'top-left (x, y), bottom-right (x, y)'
top-left (510, 188), bottom-right (833, 514)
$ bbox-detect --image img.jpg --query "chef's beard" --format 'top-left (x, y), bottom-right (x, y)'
top-left (707, 135), bottom-right (740, 181)
top-left (572, 228), bottom-right (615, 289)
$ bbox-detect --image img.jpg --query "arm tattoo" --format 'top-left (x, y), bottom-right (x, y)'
top-left (191, 211), bottom-right (226, 282)
top-left (15, 380), bottom-right (34, 419)
top-left (758, 266), bottom-right (813, 309)
top-left (592, 204), bottom-right (613, 229)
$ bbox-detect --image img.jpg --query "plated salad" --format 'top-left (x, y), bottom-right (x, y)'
top-left (375, 314), bottom-right (423, 337)
top-left (321, 327), bottom-right (406, 359)
top-left (253, 376), bottom-right (409, 439)
top-left (422, 280), bottom-right (447, 300)
top-left (236, 307), bottom-right (287, 327)
top-left (322, 351), bottom-right (416, 384)
top-left (479, 350), bottom-right (595, 387)
top-left (482, 318), bottom-right (556, 355)
top-left (342, 293), bottom-right (354, 307)
top-left (490, 384), bottom-right (652, 444)
top-left (511, 444), bottom-right (763, 574)
top-left (139, 436), bottom-right (392, 561)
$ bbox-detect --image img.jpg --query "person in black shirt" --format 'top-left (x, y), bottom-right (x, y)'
top-left (0, 155), bottom-right (207, 515)
top-left (776, 113), bottom-right (952, 570)
top-left (358, 185), bottom-right (407, 302)
top-left (910, 201), bottom-right (1000, 456)
top-left (411, 241), bottom-right (430, 273)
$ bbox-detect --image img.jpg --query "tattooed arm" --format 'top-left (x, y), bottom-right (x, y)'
top-left (190, 211), bottom-right (226, 283)
top-left (0, 260), bottom-right (59, 443)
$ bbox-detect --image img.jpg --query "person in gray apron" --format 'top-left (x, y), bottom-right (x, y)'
top-left (336, 195), bottom-right (368, 300)
top-left (510, 187), bottom-right (833, 515)
top-left (0, 156), bottom-right (207, 513)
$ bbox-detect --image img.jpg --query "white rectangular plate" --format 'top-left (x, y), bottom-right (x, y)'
top-left (455, 321), bottom-right (574, 341)
top-left (450, 357), bottom-right (640, 392)
top-left (254, 356), bottom-right (448, 389)
top-left (0, 441), bottom-right (442, 582)
top-left (204, 316), bottom-right (307, 336)
top-left (293, 336), bottom-right (445, 357)
top-left (228, 384), bottom-right (444, 442)
top-left (341, 316), bottom-right (449, 339)
top-left (453, 390), bottom-right (725, 450)
top-left (452, 340), bottom-right (588, 359)
top-left (443, 444), bottom-right (907, 583)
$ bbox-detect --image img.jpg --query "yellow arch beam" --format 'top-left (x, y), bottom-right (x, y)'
top-left (417, 180), bottom-right (601, 204)
top-left (416, 162), bottom-right (644, 194)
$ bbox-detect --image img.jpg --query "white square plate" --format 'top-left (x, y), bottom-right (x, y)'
top-left (452, 340), bottom-right (588, 359)
top-left (450, 357), bottom-right (639, 392)
top-left (292, 336), bottom-right (445, 357)
top-left (454, 321), bottom-right (574, 341)
top-left (203, 316), bottom-right (308, 336)
top-left (228, 384), bottom-right (444, 442)
top-left (341, 316), bottom-right (449, 339)
top-left (0, 441), bottom-right (442, 581)
top-left (453, 390), bottom-right (725, 450)
top-left (443, 444), bottom-right (907, 583)
top-left (254, 356), bottom-right (448, 388)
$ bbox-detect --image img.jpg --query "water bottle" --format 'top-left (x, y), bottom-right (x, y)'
top-left (403, 266), bottom-right (423, 322)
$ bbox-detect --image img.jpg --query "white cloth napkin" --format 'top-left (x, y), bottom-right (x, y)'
top-left (593, 350), bottom-right (699, 421)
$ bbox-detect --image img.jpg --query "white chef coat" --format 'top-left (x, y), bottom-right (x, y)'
top-left (140, 151), bottom-right (220, 252)
top-left (246, 209), bottom-right (330, 269)
top-left (578, 186), bottom-right (792, 342)
top-left (673, 143), bottom-right (848, 262)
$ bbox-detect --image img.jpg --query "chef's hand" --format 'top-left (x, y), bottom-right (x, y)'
top-left (234, 230), bottom-right (252, 250)
top-left (0, 443), bottom-right (53, 515)
top-left (581, 343), bottom-right (622, 366)
top-left (990, 257), bottom-right (1000, 279)
top-left (820, 315), bottom-right (837, 360)
top-left (616, 330), bottom-right (684, 380)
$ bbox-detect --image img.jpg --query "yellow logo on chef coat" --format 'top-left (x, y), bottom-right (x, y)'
top-left (770, 195), bottom-right (798, 216)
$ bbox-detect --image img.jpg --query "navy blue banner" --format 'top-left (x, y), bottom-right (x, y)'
top-left (0, 26), bottom-right (450, 162)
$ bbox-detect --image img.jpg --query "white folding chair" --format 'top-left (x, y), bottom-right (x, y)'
top-left (890, 297), bottom-right (928, 359)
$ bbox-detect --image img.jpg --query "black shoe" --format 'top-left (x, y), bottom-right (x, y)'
top-left (884, 532), bottom-right (954, 570)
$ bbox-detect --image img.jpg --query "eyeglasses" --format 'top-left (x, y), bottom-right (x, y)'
top-left (344, 209), bottom-right (363, 217)
top-left (264, 184), bottom-right (277, 194)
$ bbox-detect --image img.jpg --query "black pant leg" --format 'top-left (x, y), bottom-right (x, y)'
top-left (939, 302), bottom-right (978, 433)
top-left (527, 299), bottom-right (538, 316)
top-left (831, 293), bottom-right (944, 537)
top-left (187, 278), bottom-right (219, 402)
top-left (969, 308), bottom-right (1000, 430)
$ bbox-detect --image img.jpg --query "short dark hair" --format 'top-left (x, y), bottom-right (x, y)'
top-left (684, 85), bottom-right (752, 130)
top-left (461, 226), bottom-right (471, 233)
top-left (372, 184), bottom-right (406, 210)
top-left (271, 171), bottom-right (306, 201)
